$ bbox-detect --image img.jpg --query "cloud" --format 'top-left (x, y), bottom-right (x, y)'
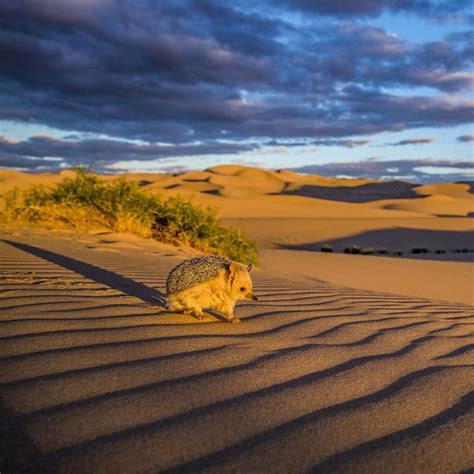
top-left (292, 159), bottom-right (474, 183)
top-left (0, 0), bottom-right (472, 173)
top-left (457, 134), bottom-right (474, 142)
top-left (0, 135), bottom-right (258, 171)
top-left (388, 138), bottom-right (435, 146)
top-left (311, 139), bottom-right (372, 148)
top-left (271, 0), bottom-right (472, 18)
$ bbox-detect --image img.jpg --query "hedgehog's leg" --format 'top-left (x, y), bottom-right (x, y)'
top-left (166, 294), bottom-right (186, 313)
top-left (189, 305), bottom-right (204, 320)
top-left (177, 289), bottom-right (205, 320)
top-left (179, 304), bottom-right (203, 320)
top-left (219, 299), bottom-right (239, 324)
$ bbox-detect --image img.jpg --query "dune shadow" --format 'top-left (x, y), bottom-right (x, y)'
top-left (137, 180), bottom-right (153, 187)
top-left (1, 240), bottom-right (166, 305)
top-left (456, 180), bottom-right (474, 194)
top-left (281, 228), bottom-right (474, 262)
top-left (201, 189), bottom-right (221, 196)
top-left (182, 177), bottom-right (210, 183)
top-left (280, 181), bottom-right (422, 203)
top-left (0, 399), bottom-right (47, 473)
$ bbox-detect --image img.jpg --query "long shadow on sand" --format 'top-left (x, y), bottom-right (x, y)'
top-left (0, 399), bottom-right (46, 474)
top-left (280, 181), bottom-right (422, 203)
top-left (281, 228), bottom-right (474, 262)
top-left (1, 240), bottom-right (166, 304)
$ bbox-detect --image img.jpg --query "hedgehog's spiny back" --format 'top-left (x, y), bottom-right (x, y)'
top-left (166, 255), bottom-right (231, 294)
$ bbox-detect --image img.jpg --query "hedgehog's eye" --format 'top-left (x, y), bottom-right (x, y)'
top-left (240, 287), bottom-right (246, 292)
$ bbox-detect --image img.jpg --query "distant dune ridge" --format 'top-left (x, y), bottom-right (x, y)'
top-left (1, 165), bottom-right (473, 217)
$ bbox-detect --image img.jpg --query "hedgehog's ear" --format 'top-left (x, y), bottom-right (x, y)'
top-left (227, 262), bottom-right (239, 283)
top-left (247, 264), bottom-right (253, 273)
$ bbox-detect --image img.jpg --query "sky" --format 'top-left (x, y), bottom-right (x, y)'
top-left (0, 0), bottom-right (473, 182)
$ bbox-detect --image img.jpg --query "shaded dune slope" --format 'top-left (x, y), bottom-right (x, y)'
top-left (281, 181), bottom-right (422, 203)
top-left (284, 227), bottom-right (474, 262)
top-left (0, 232), bottom-right (473, 473)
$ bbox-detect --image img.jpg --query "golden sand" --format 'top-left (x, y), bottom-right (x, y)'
top-left (0, 166), bottom-right (473, 472)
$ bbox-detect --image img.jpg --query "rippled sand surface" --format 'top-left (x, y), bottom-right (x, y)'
top-left (1, 230), bottom-right (472, 473)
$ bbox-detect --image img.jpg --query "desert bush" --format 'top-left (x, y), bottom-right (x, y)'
top-left (411, 247), bottom-right (429, 254)
top-left (343, 245), bottom-right (374, 255)
top-left (320, 243), bottom-right (333, 253)
top-left (343, 246), bottom-right (361, 254)
top-left (1, 169), bottom-right (259, 264)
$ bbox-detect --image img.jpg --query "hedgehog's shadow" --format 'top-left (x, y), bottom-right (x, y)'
top-left (149, 295), bottom-right (167, 306)
top-left (158, 305), bottom-right (229, 323)
top-left (199, 309), bottom-right (229, 323)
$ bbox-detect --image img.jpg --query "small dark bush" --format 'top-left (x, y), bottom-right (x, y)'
top-left (344, 246), bottom-right (361, 254)
top-left (320, 243), bottom-right (333, 253)
top-left (435, 249), bottom-right (446, 254)
top-left (411, 247), bottom-right (429, 254)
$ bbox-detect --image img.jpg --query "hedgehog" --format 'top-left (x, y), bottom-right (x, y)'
top-left (166, 255), bottom-right (257, 323)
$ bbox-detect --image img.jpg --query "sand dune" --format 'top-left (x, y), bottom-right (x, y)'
top-left (370, 194), bottom-right (474, 217)
top-left (2, 166), bottom-right (473, 220)
top-left (0, 229), bottom-right (473, 473)
top-left (1, 166), bottom-right (473, 471)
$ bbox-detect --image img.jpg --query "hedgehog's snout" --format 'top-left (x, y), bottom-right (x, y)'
top-left (247, 292), bottom-right (258, 301)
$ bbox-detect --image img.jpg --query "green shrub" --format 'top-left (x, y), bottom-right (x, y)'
top-left (1, 169), bottom-right (259, 264)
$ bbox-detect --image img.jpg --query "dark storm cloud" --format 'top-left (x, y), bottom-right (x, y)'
top-left (457, 134), bottom-right (474, 142)
top-left (0, 135), bottom-right (257, 171)
top-left (0, 0), bottom-right (473, 171)
top-left (292, 159), bottom-right (474, 183)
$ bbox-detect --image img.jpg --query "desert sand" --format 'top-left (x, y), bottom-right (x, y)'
top-left (0, 166), bottom-right (473, 472)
